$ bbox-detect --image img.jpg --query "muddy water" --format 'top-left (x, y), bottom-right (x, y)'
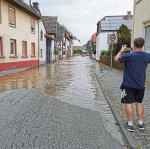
top-left (0, 56), bottom-right (97, 97)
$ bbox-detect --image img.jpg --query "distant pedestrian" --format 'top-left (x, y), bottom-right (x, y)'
top-left (114, 37), bottom-right (150, 132)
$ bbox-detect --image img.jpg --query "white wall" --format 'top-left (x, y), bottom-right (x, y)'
top-left (39, 20), bottom-right (46, 65)
top-left (96, 31), bottom-right (114, 61)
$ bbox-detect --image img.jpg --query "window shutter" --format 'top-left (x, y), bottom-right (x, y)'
top-left (9, 7), bottom-right (15, 25)
top-left (31, 43), bottom-right (35, 56)
top-left (0, 38), bottom-right (3, 56)
top-left (22, 41), bottom-right (27, 56)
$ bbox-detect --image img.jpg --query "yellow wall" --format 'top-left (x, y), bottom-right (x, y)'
top-left (133, 0), bottom-right (150, 82)
top-left (133, 0), bottom-right (150, 38)
top-left (0, 0), bottom-right (39, 63)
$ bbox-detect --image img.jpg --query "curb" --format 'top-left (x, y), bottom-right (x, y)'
top-left (96, 73), bottom-right (132, 149)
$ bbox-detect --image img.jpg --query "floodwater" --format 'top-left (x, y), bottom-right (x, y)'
top-left (0, 56), bottom-right (98, 97)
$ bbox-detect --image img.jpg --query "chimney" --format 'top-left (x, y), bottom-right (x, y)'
top-left (127, 11), bottom-right (132, 20)
top-left (33, 2), bottom-right (39, 10)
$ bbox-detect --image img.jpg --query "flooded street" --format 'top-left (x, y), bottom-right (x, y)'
top-left (0, 56), bottom-right (98, 98)
top-left (0, 56), bottom-right (126, 149)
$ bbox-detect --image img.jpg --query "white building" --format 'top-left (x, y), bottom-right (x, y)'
top-left (32, 2), bottom-right (55, 64)
top-left (96, 12), bottom-right (133, 61)
top-left (39, 19), bottom-right (46, 65)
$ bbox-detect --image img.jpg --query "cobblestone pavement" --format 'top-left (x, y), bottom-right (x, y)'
top-left (0, 56), bottom-right (127, 149)
top-left (95, 63), bottom-right (150, 149)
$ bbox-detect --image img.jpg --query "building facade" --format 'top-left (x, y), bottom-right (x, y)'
top-left (133, 0), bottom-right (150, 82)
top-left (39, 19), bottom-right (46, 65)
top-left (96, 12), bottom-right (133, 61)
top-left (65, 28), bottom-right (73, 58)
top-left (0, 0), bottom-right (41, 72)
top-left (33, 2), bottom-right (55, 65)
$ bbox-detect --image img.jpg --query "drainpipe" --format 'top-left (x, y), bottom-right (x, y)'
top-left (38, 20), bottom-right (40, 66)
top-left (54, 22), bottom-right (58, 62)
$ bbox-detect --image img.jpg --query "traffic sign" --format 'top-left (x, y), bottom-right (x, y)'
top-left (107, 34), bottom-right (117, 44)
top-left (110, 34), bottom-right (116, 41)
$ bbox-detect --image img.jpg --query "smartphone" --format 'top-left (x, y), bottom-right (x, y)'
top-left (126, 47), bottom-right (133, 52)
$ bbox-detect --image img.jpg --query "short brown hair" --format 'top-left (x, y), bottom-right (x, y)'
top-left (134, 37), bottom-right (145, 48)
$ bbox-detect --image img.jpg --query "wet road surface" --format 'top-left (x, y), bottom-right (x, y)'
top-left (0, 56), bottom-right (127, 148)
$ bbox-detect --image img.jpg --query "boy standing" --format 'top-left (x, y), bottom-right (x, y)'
top-left (114, 37), bottom-right (150, 132)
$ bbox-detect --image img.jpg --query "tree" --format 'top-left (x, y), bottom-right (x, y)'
top-left (118, 24), bottom-right (131, 48)
top-left (113, 24), bottom-right (131, 55)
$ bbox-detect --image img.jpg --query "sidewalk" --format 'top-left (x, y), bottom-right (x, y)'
top-left (96, 64), bottom-right (150, 149)
top-left (0, 67), bottom-right (33, 77)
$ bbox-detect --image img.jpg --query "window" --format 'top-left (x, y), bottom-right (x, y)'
top-left (30, 19), bottom-right (35, 33)
top-left (0, 37), bottom-right (3, 56)
top-left (10, 39), bottom-right (17, 56)
top-left (22, 41), bottom-right (27, 57)
top-left (145, 25), bottom-right (150, 53)
top-left (40, 49), bottom-right (43, 58)
top-left (0, 0), bottom-right (2, 23)
top-left (8, 6), bottom-right (16, 27)
top-left (40, 30), bottom-right (43, 40)
top-left (31, 42), bottom-right (35, 56)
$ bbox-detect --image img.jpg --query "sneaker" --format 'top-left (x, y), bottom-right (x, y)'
top-left (125, 123), bottom-right (134, 132)
top-left (138, 124), bottom-right (145, 130)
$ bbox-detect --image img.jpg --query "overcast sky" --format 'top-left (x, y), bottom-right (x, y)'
top-left (31, 0), bottom-right (133, 45)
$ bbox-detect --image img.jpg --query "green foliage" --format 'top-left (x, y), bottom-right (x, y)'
top-left (117, 24), bottom-right (131, 47)
top-left (111, 24), bottom-right (131, 56)
top-left (101, 50), bottom-right (111, 56)
top-left (108, 44), bottom-right (119, 56)
top-left (74, 48), bottom-right (79, 55)
top-left (55, 49), bottom-right (60, 55)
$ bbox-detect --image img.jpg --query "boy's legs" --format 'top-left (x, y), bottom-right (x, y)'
top-left (125, 104), bottom-right (133, 122)
top-left (135, 88), bottom-right (145, 129)
top-left (126, 102), bottom-right (144, 122)
top-left (135, 102), bottom-right (144, 120)
top-left (125, 103), bottom-right (134, 131)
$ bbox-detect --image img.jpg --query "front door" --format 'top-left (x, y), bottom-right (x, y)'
top-left (145, 25), bottom-right (150, 82)
top-left (46, 40), bottom-right (51, 63)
